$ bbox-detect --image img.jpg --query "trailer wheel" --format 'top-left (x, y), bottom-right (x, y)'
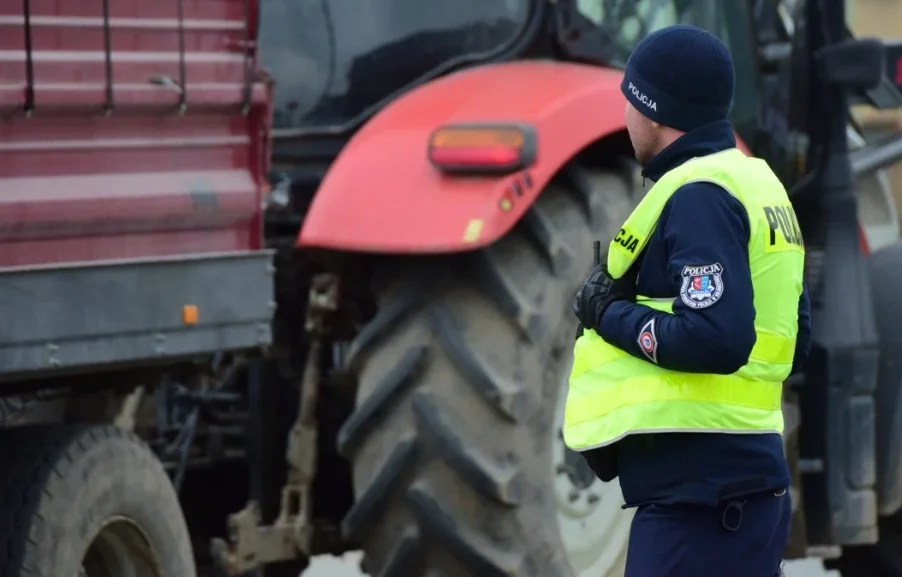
top-left (0, 424), bottom-right (195, 577)
top-left (338, 164), bottom-right (639, 577)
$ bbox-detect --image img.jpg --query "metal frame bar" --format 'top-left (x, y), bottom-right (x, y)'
top-left (176, 0), bottom-right (187, 112)
top-left (101, 0), bottom-right (114, 113)
top-left (240, 0), bottom-right (253, 114)
top-left (21, 0), bottom-right (34, 115)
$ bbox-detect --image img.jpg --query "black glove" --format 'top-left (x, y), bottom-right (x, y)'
top-left (572, 264), bottom-right (636, 332)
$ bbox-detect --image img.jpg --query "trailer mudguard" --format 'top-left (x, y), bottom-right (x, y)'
top-left (297, 61), bottom-right (629, 252)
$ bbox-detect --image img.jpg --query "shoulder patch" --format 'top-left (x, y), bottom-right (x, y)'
top-left (637, 318), bottom-right (658, 364)
top-left (679, 263), bottom-right (724, 310)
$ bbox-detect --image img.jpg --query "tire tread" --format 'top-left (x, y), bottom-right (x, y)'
top-left (0, 425), bottom-right (191, 577)
top-left (339, 164), bottom-right (635, 577)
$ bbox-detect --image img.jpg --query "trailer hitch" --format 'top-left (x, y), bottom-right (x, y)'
top-left (211, 273), bottom-right (339, 575)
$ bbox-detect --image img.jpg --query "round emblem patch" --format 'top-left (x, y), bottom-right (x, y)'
top-left (679, 263), bottom-right (725, 310)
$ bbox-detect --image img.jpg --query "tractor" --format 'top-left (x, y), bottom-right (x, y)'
top-left (2, 0), bottom-right (902, 576)
top-left (257, 0), bottom-right (902, 574)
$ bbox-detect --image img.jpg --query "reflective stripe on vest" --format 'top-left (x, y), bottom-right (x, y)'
top-left (563, 148), bottom-right (805, 452)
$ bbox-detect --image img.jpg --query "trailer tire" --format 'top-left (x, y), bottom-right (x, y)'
top-left (0, 424), bottom-right (195, 577)
top-left (338, 164), bottom-right (639, 577)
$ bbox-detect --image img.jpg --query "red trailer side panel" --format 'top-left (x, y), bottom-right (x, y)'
top-left (0, 0), bottom-right (269, 268)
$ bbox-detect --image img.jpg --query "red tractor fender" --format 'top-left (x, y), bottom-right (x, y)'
top-left (297, 61), bottom-right (632, 252)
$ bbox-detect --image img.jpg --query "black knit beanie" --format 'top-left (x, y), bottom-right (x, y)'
top-left (620, 25), bottom-right (735, 132)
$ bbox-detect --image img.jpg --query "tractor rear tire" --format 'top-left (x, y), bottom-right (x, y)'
top-left (338, 164), bottom-right (639, 577)
top-left (0, 424), bottom-right (195, 577)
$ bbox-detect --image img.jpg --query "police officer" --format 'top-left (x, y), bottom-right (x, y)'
top-left (565, 25), bottom-right (811, 577)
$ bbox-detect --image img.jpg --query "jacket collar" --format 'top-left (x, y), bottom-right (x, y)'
top-left (641, 119), bottom-right (737, 182)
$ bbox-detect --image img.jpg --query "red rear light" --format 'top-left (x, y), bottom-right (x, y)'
top-left (430, 146), bottom-right (520, 167)
top-left (428, 123), bottom-right (536, 174)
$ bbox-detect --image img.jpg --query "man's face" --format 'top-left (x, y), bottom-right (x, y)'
top-left (625, 101), bottom-right (659, 166)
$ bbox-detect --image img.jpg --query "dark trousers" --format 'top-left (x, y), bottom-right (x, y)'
top-left (625, 489), bottom-right (791, 577)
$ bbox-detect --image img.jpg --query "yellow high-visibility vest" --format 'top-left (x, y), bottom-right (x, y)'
top-left (564, 148), bottom-right (805, 452)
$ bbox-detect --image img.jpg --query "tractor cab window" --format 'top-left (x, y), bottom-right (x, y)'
top-left (259, 0), bottom-right (530, 130)
top-left (575, 0), bottom-right (757, 138)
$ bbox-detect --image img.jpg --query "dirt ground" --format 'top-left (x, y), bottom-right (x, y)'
top-left (300, 552), bottom-right (836, 577)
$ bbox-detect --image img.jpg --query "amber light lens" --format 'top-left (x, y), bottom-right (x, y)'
top-left (428, 124), bottom-right (535, 174)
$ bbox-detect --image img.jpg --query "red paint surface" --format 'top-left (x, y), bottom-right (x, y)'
top-left (859, 224), bottom-right (871, 255)
top-left (0, 0), bottom-right (269, 268)
top-left (298, 61), bottom-right (631, 253)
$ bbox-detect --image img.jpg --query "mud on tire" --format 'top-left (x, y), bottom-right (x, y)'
top-left (0, 424), bottom-right (195, 577)
top-left (338, 164), bottom-right (639, 577)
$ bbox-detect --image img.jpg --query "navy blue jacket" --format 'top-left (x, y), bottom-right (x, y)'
top-left (591, 119), bottom-right (811, 507)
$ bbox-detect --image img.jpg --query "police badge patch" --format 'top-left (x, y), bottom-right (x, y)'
top-left (679, 263), bottom-right (724, 309)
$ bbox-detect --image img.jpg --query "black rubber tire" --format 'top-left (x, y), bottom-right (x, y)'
top-left (826, 515), bottom-right (902, 576)
top-left (822, 241), bottom-right (902, 577)
top-left (337, 164), bottom-right (638, 577)
top-left (0, 424), bottom-right (195, 577)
